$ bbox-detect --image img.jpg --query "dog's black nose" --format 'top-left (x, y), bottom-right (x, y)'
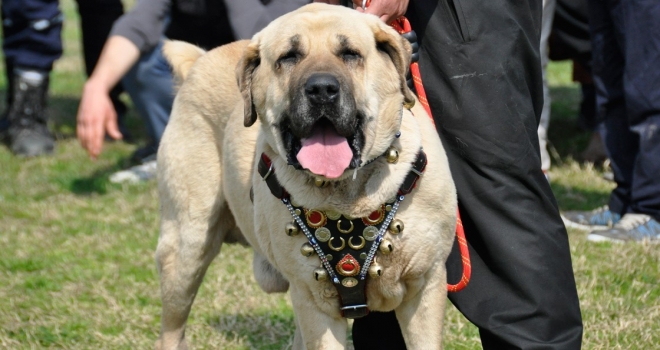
top-left (305, 73), bottom-right (340, 105)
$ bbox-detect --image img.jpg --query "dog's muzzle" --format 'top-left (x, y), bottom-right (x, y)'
top-left (281, 73), bottom-right (365, 174)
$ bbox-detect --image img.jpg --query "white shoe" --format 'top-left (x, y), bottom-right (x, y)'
top-left (109, 159), bottom-right (157, 183)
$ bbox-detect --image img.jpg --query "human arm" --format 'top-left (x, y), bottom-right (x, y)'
top-left (76, 0), bottom-right (170, 159)
top-left (77, 36), bottom-right (140, 159)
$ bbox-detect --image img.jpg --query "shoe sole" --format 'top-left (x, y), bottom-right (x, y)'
top-left (586, 233), bottom-right (625, 243)
top-left (561, 215), bottom-right (612, 232)
top-left (109, 161), bottom-right (157, 184)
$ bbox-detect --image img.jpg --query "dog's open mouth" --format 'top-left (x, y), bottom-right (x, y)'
top-left (281, 117), bottom-right (364, 178)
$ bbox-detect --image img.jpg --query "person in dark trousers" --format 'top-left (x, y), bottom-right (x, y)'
top-left (318, 0), bottom-right (584, 348)
top-left (564, 0), bottom-right (660, 242)
top-left (549, 0), bottom-right (606, 164)
top-left (0, 0), bottom-right (62, 157)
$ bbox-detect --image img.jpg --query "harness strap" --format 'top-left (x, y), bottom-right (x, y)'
top-left (257, 153), bottom-right (288, 200)
top-left (398, 149), bottom-right (427, 195)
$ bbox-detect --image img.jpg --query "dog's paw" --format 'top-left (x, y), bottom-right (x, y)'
top-left (253, 253), bottom-right (290, 293)
top-left (155, 337), bottom-right (188, 350)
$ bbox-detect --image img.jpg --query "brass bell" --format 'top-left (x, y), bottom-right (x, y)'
top-left (388, 219), bottom-right (404, 235)
top-left (379, 239), bottom-right (393, 254)
top-left (285, 222), bottom-right (300, 236)
top-left (301, 243), bottom-right (315, 257)
top-left (368, 262), bottom-right (383, 278)
top-left (404, 99), bottom-right (416, 110)
top-left (314, 177), bottom-right (329, 188)
top-left (386, 147), bottom-right (399, 164)
top-left (314, 267), bottom-right (328, 281)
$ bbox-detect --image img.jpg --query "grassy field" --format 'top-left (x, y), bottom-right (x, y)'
top-left (1, 1), bottom-right (658, 349)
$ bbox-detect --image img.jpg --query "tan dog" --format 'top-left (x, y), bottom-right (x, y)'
top-left (156, 4), bottom-right (456, 349)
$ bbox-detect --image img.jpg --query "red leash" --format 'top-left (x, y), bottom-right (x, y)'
top-left (389, 14), bottom-right (472, 293)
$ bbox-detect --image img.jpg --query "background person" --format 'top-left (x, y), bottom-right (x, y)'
top-left (77, 0), bottom-right (234, 166)
top-left (0, 0), bottom-right (62, 157)
top-left (563, 0), bottom-right (660, 242)
top-left (77, 0), bottom-right (309, 183)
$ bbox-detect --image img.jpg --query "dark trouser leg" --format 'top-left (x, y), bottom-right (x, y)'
top-left (121, 42), bottom-right (174, 150)
top-left (629, 116), bottom-right (660, 221)
top-left (75, 0), bottom-right (129, 139)
top-left (589, 0), bottom-right (631, 215)
top-left (590, 0), bottom-right (660, 220)
top-left (354, 1), bottom-right (583, 349)
top-left (2, 0), bottom-right (62, 106)
top-left (1, 0), bottom-right (62, 72)
top-left (617, 0), bottom-right (660, 220)
top-left (352, 311), bottom-right (406, 349)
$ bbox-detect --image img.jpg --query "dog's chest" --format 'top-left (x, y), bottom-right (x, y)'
top-left (250, 142), bottom-right (456, 314)
top-left (255, 190), bottom-right (446, 312)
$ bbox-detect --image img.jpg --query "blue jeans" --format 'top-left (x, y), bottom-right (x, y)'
top-left (589, 0), bottom-right (660, 220)
top-left (121, 41), bottom-right (173, 149)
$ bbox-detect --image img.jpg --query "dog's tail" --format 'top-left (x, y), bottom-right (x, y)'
top-left (162, 40), bottom-right (206, 81)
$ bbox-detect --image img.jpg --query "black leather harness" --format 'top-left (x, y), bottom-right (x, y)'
top-left (257, 149), bottom-right (427, 318)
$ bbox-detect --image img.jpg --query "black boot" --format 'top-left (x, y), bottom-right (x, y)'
top-left (5, 68), bottom-right (55, 157)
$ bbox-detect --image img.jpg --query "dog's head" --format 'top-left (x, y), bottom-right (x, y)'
top-left (237, 3), bottom-right (415, 180)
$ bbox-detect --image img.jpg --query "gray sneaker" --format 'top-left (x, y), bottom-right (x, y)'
top-left (109, 158), bottom-right (157, 183)
top-left (561, 205), bottom-right (621, 231)
top-left (588, 214), bottom-right (660, 243)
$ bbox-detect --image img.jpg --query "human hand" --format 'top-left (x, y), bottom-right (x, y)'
top-left (76, 80), bottom-right (122, 159)
top-left (354, 0), bottom-right (409, 24)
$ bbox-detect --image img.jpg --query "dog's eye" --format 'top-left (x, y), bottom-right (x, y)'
top-left (276, 51), bottom-right (301, 68)
top-left (341, 49), bottom-right (362, 62)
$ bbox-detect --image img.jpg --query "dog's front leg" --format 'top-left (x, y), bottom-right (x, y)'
top-left (395, 269), bottom-right (448, 349)
top-left (290, 286), bottom-right (347, 350)
top-left (155, 207), bottom-right (231, 350)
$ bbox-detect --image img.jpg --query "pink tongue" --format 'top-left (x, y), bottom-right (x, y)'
top-left (296, 125), bottom-right (353, 179)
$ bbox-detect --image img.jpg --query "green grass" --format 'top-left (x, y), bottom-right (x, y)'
top-left (1, 1), bottom-right (659, 349)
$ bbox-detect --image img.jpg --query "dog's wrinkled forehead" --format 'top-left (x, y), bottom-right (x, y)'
top-left (257, 6), bottom-right (375, 63)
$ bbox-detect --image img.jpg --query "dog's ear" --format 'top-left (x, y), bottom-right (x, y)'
top-left (162, 40), bottom-right (206, 81)
top-left (236, 41), bottom-right (261, 127)
top-left (373, 24), bottom-right (416, 106)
